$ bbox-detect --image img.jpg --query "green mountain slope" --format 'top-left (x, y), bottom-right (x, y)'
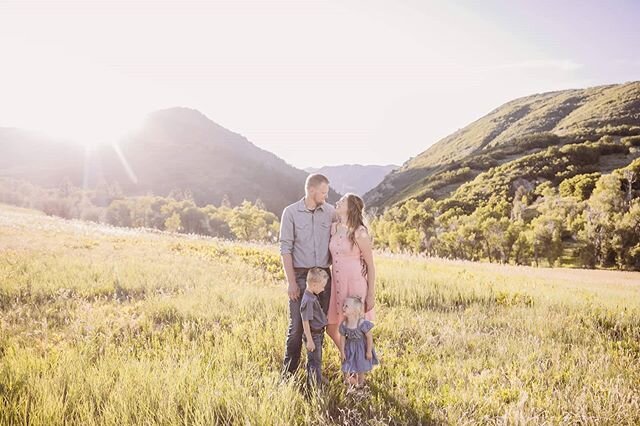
top-left (365, 81), bottom-right (640, 211)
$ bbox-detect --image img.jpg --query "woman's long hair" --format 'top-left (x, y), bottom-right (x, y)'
top-left (344, 193), bottom-right (367, 249)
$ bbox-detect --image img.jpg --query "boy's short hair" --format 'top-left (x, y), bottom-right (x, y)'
top-left (307, 267), bottom-right (329, 284)
top-left (305, 174), bottom-right (329, 190)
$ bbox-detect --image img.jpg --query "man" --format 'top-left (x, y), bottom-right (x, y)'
top-left (279, 173), bottom-right (335, 376)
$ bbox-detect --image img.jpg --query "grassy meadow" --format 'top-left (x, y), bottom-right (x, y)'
top-left (1, 203), bottom-right (640, 425)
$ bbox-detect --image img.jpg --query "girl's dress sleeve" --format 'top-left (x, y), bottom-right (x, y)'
top-left (360, 319), bottom-right (374, 334)
top-left (339, 322), bottom-right (346, 336)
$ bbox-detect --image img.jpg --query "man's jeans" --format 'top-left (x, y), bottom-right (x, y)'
top-left (303, 331), bottom-right (324, 387)
top-left (282, 267), bottom-right (331, 376)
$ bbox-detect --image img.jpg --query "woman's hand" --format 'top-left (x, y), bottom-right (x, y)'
top-left (366, 350), bottom-right (373, 361)
top-left (340, 350), bottom-right (346, 362)
top-left (365, 292), bottom-right (375, 313)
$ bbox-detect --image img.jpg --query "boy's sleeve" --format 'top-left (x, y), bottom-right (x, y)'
top-left (300, 300), bottom-right (314, 321)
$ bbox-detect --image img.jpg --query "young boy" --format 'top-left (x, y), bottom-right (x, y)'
top-left (300, 267), bottom-right (329, 388)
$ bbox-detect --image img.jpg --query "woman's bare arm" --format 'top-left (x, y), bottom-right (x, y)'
top-left (356, 227), bottom-right (376, 312)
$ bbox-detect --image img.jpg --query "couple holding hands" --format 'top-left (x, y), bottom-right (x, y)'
top-left (279, 174), bottom-right (378, 390)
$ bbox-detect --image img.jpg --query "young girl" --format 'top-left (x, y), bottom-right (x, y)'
top-left (339, 296), bottom-right (379, 389)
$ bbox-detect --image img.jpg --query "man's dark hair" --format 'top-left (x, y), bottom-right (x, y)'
top-left (305, 174), bottom-right (329, 190)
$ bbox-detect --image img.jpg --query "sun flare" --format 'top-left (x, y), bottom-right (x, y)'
top-left (41, 107), bottom-right (145, 147)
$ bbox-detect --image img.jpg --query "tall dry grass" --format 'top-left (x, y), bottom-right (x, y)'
top-left (1, 204), bottom-right (639, 425)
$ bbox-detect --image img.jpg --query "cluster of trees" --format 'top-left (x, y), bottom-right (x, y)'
top-left (104, 197), bottom-right (279, 241)
top-left (393, 131), bottom-right (639, 209)
top-left (448, 136), bottom-right (634, 214)
top-left (0, 178), bottom-right (279, 242)
top-left (371, 158), bottom-right (640, 270)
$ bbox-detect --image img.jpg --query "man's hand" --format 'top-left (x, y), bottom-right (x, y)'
top-left (366, 350), bottom-right (373, 361)
top-left (282, 253), bottom-right (298, 301)
top-left (365, 292), bottom-right (375, 312)
top-left (288, 282), bottom-right (300, 301)
top-left (306, 339), bottom-right (316, 352)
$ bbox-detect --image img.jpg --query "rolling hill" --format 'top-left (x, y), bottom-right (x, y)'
top-left (0, 107), bottom-right (339, 215)
top-left (365, 81), bottom-right (640, 211)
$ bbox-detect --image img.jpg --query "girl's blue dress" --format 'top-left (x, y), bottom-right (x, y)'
top-left (340, 319), bottom-right (379, 373)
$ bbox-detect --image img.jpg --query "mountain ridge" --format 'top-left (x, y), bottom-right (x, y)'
top-left (0, 107), bottom-right (339, 215)
top-left (304, 164), bottom-right (398, 196)
top-left (364, 81), bottom-right (640, 210)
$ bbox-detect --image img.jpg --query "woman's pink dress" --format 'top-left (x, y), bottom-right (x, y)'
top-left (327, 226), bottom-right (375, 325)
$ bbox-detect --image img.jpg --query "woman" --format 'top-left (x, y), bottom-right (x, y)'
top-left (326, 193), bottom-right (376, 350)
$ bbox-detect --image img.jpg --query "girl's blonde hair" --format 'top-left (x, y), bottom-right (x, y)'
top-left (345, 295), bottom-right (364, 316)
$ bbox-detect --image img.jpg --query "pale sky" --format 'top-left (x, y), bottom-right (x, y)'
top-left (1, 0), bottom-right (638, 169)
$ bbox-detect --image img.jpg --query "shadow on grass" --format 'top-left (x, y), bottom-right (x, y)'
top-left (287, 367), bottom-right (437, 425)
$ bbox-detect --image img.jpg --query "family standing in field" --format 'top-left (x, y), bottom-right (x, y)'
top-left (279, 174), bottom-right (378, 392)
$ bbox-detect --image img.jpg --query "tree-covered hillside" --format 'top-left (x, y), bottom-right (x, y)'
top-left (367, 82), bottom-right (640, 270)
top-left (366, 81), bottom-right (640, 210)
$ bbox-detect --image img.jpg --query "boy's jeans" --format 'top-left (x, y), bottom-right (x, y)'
top-left (282, 268), bottom-right (331, 375)
top-left (303, 331), bottom-right (324, 387)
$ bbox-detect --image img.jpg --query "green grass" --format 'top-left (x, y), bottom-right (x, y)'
top-left (1, 204), bottom-right (640, 425)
